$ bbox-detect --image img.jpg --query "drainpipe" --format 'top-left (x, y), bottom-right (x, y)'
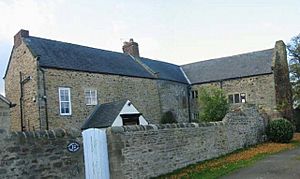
top-left (187, 85), bottom-right (192, 123)
top-left (40, 68), bottom-right (49, 130)
top-left (19, 72), bottom-right (32, 131)
top-left (220, 80), bottom-right (223, 89)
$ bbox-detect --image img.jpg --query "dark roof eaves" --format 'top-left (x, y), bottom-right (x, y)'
top-left (40, 65), bottom-right (156, 80)
top-left (190, 72), bottom-right (274, 85)
top-left (40, 65), bottom-right (188, 84)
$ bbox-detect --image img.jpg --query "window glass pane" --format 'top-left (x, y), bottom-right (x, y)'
top-left (228, 95), bottom-right (234, 103)
top-left (59, 88), bottom-right (71, 115)
top-left (60, 89), bottom-right (69, 101)
top-left (85, 89), bottom-right (97, 105)
top-left (234, 94), bottom-right (240, 103)
top-left (61, 102), bottom-right (70, 114)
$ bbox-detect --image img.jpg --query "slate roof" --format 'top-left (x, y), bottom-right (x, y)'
top-left (81, 99), bottom-right (128, 130)
top-left (181, 49), bottom-right (274, 84)
top-left (22, 36), bottom-right (187, 83)
top-left (140, 57), bottom-right (188, 83)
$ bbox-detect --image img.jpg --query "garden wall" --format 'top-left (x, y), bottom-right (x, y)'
top-left (106, 105), bottom-right (266, 178)
top-left (0, 128), bottom-right (84, 178)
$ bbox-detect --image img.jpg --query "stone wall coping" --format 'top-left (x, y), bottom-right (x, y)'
top-left (107, 121), bottom-right (227, 133)
top-left (1, 128), bottom-right (82, 139)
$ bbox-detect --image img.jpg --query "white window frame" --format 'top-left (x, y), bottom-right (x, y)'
top-left (84, 89), bottom-right (98, 105)
top-left (228, 93), bottom-right (247, 104)
top-left (59, 87), bottom-right (72, 115)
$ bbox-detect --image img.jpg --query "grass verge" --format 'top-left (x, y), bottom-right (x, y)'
top-left (155, 133), bottom-right (300, 179)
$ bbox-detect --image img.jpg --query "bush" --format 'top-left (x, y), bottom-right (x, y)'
top-left (266, 118), bottom-right (294, 143)
top-left (161, 111), bottom-right (177, 124)
top-left (198, 86), bottom-right (229, 122)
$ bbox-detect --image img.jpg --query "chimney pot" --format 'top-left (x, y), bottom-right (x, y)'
top-left (14, 29), bottom-right (29, 48)
top-left (122, 38), bottom-right (140, 57)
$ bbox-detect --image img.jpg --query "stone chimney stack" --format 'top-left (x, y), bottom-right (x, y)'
top-left (122, 39), bottom-right (140, 57)
top-left (14, 29), bottom-right (29, 48)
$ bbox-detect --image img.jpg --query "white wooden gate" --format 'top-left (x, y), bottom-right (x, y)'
top-left (82, 128), bottom-right (110, 179)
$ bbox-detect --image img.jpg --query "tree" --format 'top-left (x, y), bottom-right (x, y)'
top-left (198, 86), bottom-right (229, 122)
top-left (287, 34), bottom-right (300, 108)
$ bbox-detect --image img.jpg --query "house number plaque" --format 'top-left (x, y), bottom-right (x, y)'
top-left (67, 142), bottom-right (80, 153)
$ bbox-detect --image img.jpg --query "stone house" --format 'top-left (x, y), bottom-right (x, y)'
top-left (0, 94), bottom-right (13, 130)
top-left (4, 30), bottom-right (292, 131)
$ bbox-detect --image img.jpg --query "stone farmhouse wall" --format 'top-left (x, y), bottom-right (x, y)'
top-left (106, 105), bottom-right (266, 179)
top-left (0, 128), bottom-right (84, 178)
top-left (0, 99), bottom-right (10, 130)
top-left (43, 68), bottom-right (164, 130)
top-left (5, 42), bottom-right (40, 131)
top-left (156, 80), bottom-right (189, 123)
top-left (190, 74), bottom-right (277, 120)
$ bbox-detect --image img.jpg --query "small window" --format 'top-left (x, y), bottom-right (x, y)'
top-left (85, 89), bottom-right (97, 105)
top-left (234, 94), bottom-right (240, 103)
top-left (191, 90), bottom-right (198, 99)
top-left (228, 93), bottom-right (246, 104)
top-left (120, 114), bottom-right (141, 126)
top-left (193, 113), bottom-right (199, 120)
top-left (228, 94), bottom-right (234, 103)
top-left (59, 87), bottom-right (71, 115)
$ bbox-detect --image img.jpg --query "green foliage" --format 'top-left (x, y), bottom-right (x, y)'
top-left (287, 34), bottom-right (300, 108)
top-left (198, 86), bottom-right (229, 122)
top-left (160, 111), bottom-right (177, 124)
top-left (266, 118), bottom-right (294, 143)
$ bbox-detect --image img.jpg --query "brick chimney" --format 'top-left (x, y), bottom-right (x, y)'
top-left (14, 29), bottom-right (29, 48)
top-left (122, 39), bottom-right (140, 57)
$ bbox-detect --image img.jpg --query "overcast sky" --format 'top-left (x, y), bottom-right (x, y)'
top-left (0, 0), bottom-right (300, 96)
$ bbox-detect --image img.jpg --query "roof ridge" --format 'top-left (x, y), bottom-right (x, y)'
top-left (181, 48), bottom-right (274, 67)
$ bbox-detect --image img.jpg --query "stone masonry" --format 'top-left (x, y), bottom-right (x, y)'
top-left (190, 74), bottom-right (277, 120)
top-left (156, 80), bottom-right (189, 123)
top-left (0, 128), bottom-right (84, 178)
top-left (43, 68), bottom-right (163, 130)
top-left (273, 41), bottom-right (293, 120)
top-left (106, 105), bottom-right (266, 179)
top-left (5, 41), bottom-right (40, 131)
top-left (0, 98), bottom-right (10, 130)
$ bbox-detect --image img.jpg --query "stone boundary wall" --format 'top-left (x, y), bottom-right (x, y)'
top-left (0, 128), bottom-right (84, 178)
top-left (106, 105), bottom-right (266, 179)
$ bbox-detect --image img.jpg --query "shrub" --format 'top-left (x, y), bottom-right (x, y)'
top-left (266, 118), bottom-right (294, 143)
top-left (161, 111), bottom-right (177, 124)
top-left (198, 86), bottom-right (229, 122)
